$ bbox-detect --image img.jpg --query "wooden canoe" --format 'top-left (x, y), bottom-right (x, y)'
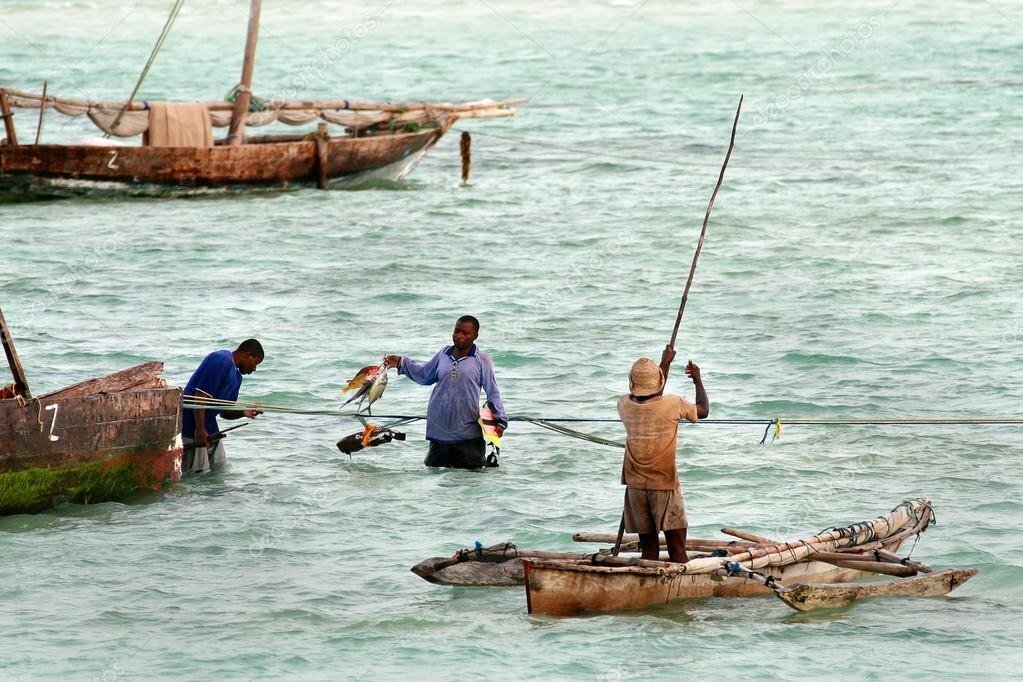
top-left (0, 361), bottom-right (182, 515)
top-left (522, 546), bottom-right (924, 616)
top-left (523, 499), bottom-right (954, 616)
top-left (0, 119), bottom-right (453, 199)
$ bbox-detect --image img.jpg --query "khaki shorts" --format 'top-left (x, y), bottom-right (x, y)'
top-left (624, 486), bottom-right (687, 534)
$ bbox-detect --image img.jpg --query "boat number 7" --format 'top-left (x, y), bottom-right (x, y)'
top-left (107, 150), bottom-right (120, 169)
top-left (44, 404), bottom-right (60, 441)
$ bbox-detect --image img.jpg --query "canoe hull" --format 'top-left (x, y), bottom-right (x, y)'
top-left (0, 366), bottom-right (182, 514)
top-left (523, 557), bottom-right (879, 616)
top-left (0, 122), bottom-right (450, 199)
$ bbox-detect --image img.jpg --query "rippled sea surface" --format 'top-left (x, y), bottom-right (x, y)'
top-left (2, 1), bottom-right (1022, 679)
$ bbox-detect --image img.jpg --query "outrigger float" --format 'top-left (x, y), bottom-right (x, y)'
top-left (0, 308), bottom-right (182, 515)
top-left (413, 499), bottom-right (976, 614)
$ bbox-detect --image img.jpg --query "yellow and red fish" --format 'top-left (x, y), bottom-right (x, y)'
top-left (342, 365), bottom-right (381, 394)
top-left (341, 364), bottom-right (388, 415)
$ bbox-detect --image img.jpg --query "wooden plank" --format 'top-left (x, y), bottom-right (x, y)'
top-left (573, 532), bottom-right (753, 547)
top-left (315, 122), bottom-right (329, 190)
top-left (807, 553), bottom-right (917, 578)
top-left (0, 89), bottom-right (18, 147)
top-left (721, 527), bottom-right (777, 545)
top-left (38, 361), bottom-right (165, 400)
top-left (0, 308), bottom-right (30, 398)
top-left (775, 568), bottom-right (978, 611)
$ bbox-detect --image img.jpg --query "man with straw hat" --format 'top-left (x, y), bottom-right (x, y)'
top-left (617, 348), bottom-right (709, 562)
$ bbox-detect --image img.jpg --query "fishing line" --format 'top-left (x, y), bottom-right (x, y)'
top-left (180, 400), bottom-right (1023, 426)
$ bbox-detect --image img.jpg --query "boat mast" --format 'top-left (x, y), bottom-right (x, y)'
top-left (0, 308), bottom-right (31, 399)
top-left (226, 0), bottom-right (262, 146)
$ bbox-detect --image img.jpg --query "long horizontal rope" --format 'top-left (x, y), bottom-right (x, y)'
top-left (179, 397), bottom-right (1023, 426)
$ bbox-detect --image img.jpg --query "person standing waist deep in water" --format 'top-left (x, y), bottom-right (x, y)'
top-left (181, 339), bottom-right (264, 473)
top-left (384, 315), bottom-right (507, 470)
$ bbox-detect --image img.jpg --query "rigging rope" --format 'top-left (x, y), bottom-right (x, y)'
top-left (106, 0), bottom-right (187, 137)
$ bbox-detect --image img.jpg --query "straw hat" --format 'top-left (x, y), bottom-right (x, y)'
top-left (629, 358), bottom-right (664, 397)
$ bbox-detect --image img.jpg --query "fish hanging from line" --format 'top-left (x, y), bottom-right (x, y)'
top-left (341, 365), bottom-right (388, 415)
top-left (342, 365), bottom-right (381, 394)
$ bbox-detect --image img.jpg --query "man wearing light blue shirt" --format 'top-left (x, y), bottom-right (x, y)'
top-left (384, 315), bottom-right (507, 469)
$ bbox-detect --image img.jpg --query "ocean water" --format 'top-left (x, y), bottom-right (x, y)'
top-left (1, 1), bottom-right (1022, 679)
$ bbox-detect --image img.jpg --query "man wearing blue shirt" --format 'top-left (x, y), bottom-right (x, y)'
top-left (181, 339), bottom-right (264, 472)
top-left (384, 316), bottom-right (507, 470)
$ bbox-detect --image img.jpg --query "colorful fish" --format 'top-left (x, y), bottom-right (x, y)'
top-left (342, 365), bottom-right (382, 394)
top-left (342, 366), bottom-right (388, 415)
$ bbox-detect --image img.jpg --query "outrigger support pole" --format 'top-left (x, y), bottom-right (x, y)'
top-left (0, 307), bottom-right (31, 399)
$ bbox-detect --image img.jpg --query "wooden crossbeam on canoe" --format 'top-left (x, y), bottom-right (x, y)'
top-left (774, 568), bottom-right (978, 611)
top-left (573, 532), bottom-right (753, 547)
top-left (2, 87), bottom-right (524, 114)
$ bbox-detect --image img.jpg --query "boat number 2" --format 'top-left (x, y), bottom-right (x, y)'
top-left (44, 404), bottom-right (59, 441)
top-left (107, 150), bottom-right (120, 169)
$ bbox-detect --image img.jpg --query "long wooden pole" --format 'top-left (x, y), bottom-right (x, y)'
top-left (226, 0), bottom-right (262, 146)
top-left (0, 308), bottom-right (31, 398)
top-left (34, 81), bottom-right (47, 144)
top-left (613, 96), bottom-right (743, 558)
top-left (667, 94), bottom-right (743, 350)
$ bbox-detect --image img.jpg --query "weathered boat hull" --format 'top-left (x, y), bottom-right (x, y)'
top-left (522, 555), bottom-right (886, 616)
top-left (412, 546), bottom-right (599, 587)
top-left (522, 498), bottom-right (932, 616)
top-left (777, 568), bottom-right (978, 611)
top-left (0, 122), bottom-right (450, 199)
top-left (0, 364), bottom-right (183, 515)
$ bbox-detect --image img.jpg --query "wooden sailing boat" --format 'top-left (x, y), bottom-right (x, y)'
top-left (0, 309), bottom-right (183, 515)
top-left (0, 1), bottom-right (519, 198)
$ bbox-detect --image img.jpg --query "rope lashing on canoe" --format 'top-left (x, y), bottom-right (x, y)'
top-left (724, 562), bottom-right (779, 588)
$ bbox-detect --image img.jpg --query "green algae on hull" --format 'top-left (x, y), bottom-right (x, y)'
top-left (0, 449), bottom-right (180, 515)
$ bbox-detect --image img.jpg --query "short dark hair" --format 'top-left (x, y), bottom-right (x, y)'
top-left (236, 338), bottom-right (264, 359)
top-left (456, 315), bottom-right (480, 332)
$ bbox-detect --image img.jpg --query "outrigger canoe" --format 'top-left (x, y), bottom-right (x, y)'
top-left (413, 499), bottom-right (976, 614)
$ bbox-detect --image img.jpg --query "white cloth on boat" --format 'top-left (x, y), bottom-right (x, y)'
top-left (145, 102), bottom-right (213, 147)
top-left (87, 109), bottom-right (150, 137)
